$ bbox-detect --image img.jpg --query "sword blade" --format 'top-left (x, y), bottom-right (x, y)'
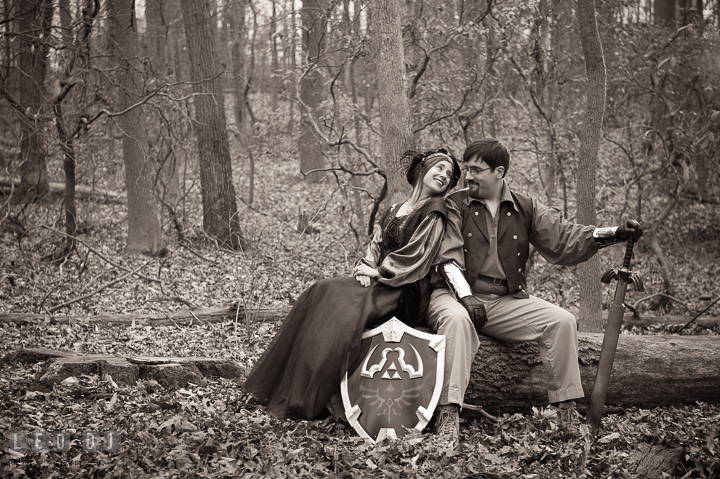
top-left (586, 278), bottom-right (629, 438)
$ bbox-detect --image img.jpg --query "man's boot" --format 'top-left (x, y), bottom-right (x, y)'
top-left (556, 400), bottom-right (578, 431)
top-left (433, 404), bottom-right (460, 445)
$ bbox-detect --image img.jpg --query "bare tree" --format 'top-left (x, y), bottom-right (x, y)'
top-left (107, 0), bottom-right (165, 256)
top-left (655, 0), bottom-right (677, 27)
top-left (228, 0), bottom-right (257, 204)
top-left (299, 0), bottom-right (327, 183)
top-left (180, 0), bottom-right (248, 250)
top-left (576, 0), bottom-right (607, 332)
top-left (16, 0), bottom-right (52, 201)
top-left (370, 0), bottom-right (416, 203)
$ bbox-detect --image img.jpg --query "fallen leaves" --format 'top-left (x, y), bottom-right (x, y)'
top-left (1, 159), bottom-right (719, 477)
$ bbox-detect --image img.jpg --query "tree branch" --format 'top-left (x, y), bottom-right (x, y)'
top-left (41, 226), bottom-right (163, 284)
top-left (48, 264), bottom-right (146, 313)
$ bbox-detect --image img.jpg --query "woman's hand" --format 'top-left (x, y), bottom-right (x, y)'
top-left (355, 274), bottom-right (372, 287)
top-left (354, 263), bottom-right (379, 287)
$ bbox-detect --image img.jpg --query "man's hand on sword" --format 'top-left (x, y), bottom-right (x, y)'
top-left (615, 220), bottom-right (643, 242)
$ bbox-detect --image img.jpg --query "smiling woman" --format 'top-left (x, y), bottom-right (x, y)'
top-left (242, 148), bottom-right (461, 421)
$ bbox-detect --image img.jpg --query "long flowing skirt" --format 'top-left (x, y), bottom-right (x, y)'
top-left (242, 276), bottom-right (411, 420)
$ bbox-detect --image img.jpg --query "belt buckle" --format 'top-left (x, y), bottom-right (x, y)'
top-left (492, 278), bottom-right (503, 285)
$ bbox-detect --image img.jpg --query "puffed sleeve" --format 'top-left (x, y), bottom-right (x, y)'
top-left (530, 198), bottom-right (601, 265)
top-left (429, 197), bottom-right (464, 269)
top-left (357, 205), bottom-right (395, 269)
top-left (375, 211), bottom-right (446, 288)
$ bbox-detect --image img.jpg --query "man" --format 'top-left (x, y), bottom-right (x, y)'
top-left (427, 138), bottom-right (643, 443)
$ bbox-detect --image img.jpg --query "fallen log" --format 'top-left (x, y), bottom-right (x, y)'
top-left (5, 330), bottom-right (719, 415)
top-left (465, 333), bottom-right (720, 414)
top-left (0, 177), bottom-right (126, 203)
top-left (2, 307), bottom-right (717, 331)
top-left (2, 348), bottom-right (245, 391)
top-left (0, 305), bottom-right (293, 326)
top-left (621, 314), bottom-right (720, 331)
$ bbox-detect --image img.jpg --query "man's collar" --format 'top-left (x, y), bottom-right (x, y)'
top-left (463, 181), bottom-right (518, 210)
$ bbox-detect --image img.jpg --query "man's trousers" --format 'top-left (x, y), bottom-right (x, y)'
top-left (426, 288), bottom-right (585, 406)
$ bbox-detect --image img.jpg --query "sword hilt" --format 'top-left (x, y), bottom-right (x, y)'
top-left (622, 238), bottom-right (634, 269)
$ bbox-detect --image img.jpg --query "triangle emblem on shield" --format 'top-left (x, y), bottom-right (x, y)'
top-left (340, 317), bottom-right (445, 443)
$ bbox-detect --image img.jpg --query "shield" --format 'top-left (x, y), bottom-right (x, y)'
top-left (340, 317), bottom-right (445, 443)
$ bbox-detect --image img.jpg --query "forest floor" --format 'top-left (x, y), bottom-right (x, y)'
top-left (1, 153), bottom-right (719, 478)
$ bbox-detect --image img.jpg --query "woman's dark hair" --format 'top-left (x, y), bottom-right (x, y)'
top-left (403, 148), bottom-right (461, 192)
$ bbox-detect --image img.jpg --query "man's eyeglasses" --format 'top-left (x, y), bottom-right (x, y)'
top-left (466, 166), bottom-right (492, 176)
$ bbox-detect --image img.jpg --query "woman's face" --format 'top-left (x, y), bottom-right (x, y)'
top-left (420, 160), bottom-right (454, 197)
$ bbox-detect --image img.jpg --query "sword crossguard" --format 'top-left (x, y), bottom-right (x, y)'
top-left (629, 271), bottom-right (644, 292)
top-left (601, 268), bottom-right (644, 292)
top-left (601, 268), bottom-right (619, 284)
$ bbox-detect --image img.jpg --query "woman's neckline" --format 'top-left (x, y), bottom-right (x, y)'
top-left (395, 197), bottom-right (430, 218)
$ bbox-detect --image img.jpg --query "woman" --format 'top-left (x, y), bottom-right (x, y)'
top-left (243, 148), bottom-right (461, 420)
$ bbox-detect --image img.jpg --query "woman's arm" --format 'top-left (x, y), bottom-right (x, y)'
top-left (375, 212), bottom-right (445, 288)
top-left (357, 225), bottom-right (383, 269)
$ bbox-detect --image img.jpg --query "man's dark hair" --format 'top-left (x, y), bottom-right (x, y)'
top-left (463, 138), bottom-right (510, 177)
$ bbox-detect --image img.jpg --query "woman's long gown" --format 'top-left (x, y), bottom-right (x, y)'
top-left (242, 197), bottom-right (449, 420)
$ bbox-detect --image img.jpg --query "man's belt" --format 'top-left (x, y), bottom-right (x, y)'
top-left (472, 275), bottom-right (509, 294)
top-left (476, 275), bottom-right (508, 287)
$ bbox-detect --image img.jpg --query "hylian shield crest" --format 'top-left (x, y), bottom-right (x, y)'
top-left (341, 317), bottom-right (445, 443)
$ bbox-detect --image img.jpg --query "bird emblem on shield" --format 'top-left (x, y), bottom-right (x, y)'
top-left (341, 317), bottom-right (445, 443)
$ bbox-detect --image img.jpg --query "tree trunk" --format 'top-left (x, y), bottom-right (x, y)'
top-left (484, 12), bottom-right (498, 139)
top-left (287, 0), bottom-right (297, 135)
top-left (464, 333), bottom-right (720, 413)
top-left (531, 0), bottom-right (557, 205)
top-left (646, 195), bottom-right (679, 310)
top-left (53, 95), bottom-right (77, 254)
top-left (145, 0), bottom-right (181, 223)
top-left (576, 0), bottom-right (607, 333)
top-left (16, 0), bottom-right (52, 201)
top-left (145, 0), bottom-right (168, 77)
top-left (107, 0), bottom-right (165, 257)
top-left (370, 0), bottom-right (416, 205)
top-left (166, 0), bottom-right (186, 81)
top-left (228, 0), bottom-right (256, 204)
top-left (180, 0), bottom-right (248, 250)
top-left (655, 0), bottom-right (676, 27)
top-left (299, 0), bottom-right (327, 183)
top-left (270, 0), bottom-right (280, 111)
top-left (343, 0), bottom-right (365, 229)
top-left (54, 0), bottom-right (82, 254)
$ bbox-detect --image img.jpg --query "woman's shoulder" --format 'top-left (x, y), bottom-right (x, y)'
top-left (419, 197), bottom-right (448, 219)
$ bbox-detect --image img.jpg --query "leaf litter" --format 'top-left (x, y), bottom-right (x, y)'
top-left (1, 153), bottom-right (719, 477)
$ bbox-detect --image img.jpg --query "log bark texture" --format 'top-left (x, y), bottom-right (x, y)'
top-left (3, 331), bottom-right (718, 411)
top-left (466, 333), bottom-right (720, 413)
top-left (0, 306), bottom-right (292, 326)
top-left (2, 308), bottom-right (717, 330)
top-left (2, 348), bottom-right (244, 391)
top-left (0, 177), bottom-right (126, 203)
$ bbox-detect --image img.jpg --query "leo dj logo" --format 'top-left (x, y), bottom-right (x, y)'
top-left (7, 431), bottom-right (122, 453)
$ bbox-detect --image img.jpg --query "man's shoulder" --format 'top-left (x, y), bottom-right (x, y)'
top-left (507, 188), bottom-right (535, 211)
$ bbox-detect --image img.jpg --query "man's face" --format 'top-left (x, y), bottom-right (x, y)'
top-left (465, 155), bottom-right (498, 199)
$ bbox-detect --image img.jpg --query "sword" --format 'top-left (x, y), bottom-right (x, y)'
top-left (586, 237), bottom-right (644, 439)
